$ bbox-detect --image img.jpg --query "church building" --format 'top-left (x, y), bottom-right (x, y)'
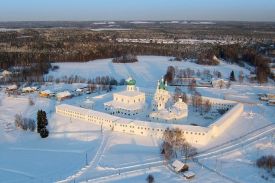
top-left (104, 77), bottom-right (146, 116)
top-left (150, 78), bottom-right (188, 122)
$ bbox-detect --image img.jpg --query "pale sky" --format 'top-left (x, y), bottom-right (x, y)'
top-left (0, 0), bottom-right (275, 22)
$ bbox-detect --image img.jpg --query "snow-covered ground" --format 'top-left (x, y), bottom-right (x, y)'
top-left (0, 56), bottom-right (274, 182)
top-left (199, 135), bottom-right (275, 183)
top-left (47, 56), bottom-right (250, 88)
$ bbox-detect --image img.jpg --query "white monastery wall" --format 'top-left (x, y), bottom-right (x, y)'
top-left (56, 96), bottom-right (243, 145)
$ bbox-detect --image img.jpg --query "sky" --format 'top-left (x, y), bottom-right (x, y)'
top-left (0, 0), bottom-right (275, 22)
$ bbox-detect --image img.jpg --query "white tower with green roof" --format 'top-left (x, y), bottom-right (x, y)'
top-left (152, 77), bottom-right (170, 111)
top-left (126, 76), bottom-right (136, 91)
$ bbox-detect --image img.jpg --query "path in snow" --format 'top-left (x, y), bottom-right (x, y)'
top-left (195, 124), bottom-right (275, 160)
top-left (0, 167), bottom-right (35, 179)
top-left (57, 130), bottom-right (110, 183)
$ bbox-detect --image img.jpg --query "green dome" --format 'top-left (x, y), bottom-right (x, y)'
top-left (126, 77), bottom-right (136, 85)
top-left (158, 79), bottom-right (167, 90)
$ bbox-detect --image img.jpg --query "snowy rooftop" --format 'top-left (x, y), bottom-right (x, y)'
top-left (172, 160), bottom-right (187, 172)
top-left (56, 91), bottom-right (72, 98)
top-left (183, 171), bottom-right (195, 178)
top-left (104, 100), bottom-right (145, 111)
top-left (115, 90), bottom-right (145, 97)
top-left (6, 85), bottom-right (17, 90)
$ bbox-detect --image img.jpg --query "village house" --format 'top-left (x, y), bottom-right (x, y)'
top-left (56, 91), bottom-right (72, 101)
top-left (5, 84), bottom-right (18, 95)
top-left (39, 90), bottom-right (55, 98)
top-left (171, 160), bottom-right (189, 173)
top-left (22, 86), bottom-right (37, 93)
top-left (183, 171), bottom-right (196, 179)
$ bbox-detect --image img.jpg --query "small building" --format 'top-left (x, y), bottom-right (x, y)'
top-left (6, 84), bottom-right (17, 91)
top-left (56, 91), bottom-right (72, 101)
top-left (183, 171), bottom-right (195, 179)
top-left (268, 99), bottom-right (275, 106)
top-left (5, 84), bottom-right (18, 95)
top-left (171, 160), bottom-right (189, 173)
top-left (267, 94), bottom-right (275, 100)
top-left (74, 88), bottom-right (84, 96)
top-left (211, 78), bottom-right (228, 88)
top-left (22, 86), bottom-right (37, 93)
top-left (1, 70), bottom-right (12, 77)
top-left (248, 74), bottom-right (257, 81)
top-left (39, 90), bottom-right (54, 98)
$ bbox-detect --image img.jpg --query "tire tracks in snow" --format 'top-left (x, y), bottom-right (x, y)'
top-left (0, 167), bottom-right (35, 179)
top-left (56, 131), bottom-right (110, 183)
top-left (194, 124), bottom-right (275, 159)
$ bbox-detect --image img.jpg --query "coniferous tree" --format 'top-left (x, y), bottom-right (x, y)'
top-left (41, 110), bottom-right (48, 127)
top-left (37, 110), bottom-right (49, 138)
top-left (40, 128), bottom-right (49, 138)
top-left (146, 174), bottom-right (155, 183)
top-left (230, 70), bottom-right (236, 81)
top-left (37, 110), bottom-right (43, 133)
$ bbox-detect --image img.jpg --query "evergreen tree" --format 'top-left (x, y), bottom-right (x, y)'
top-left (230, 70), bottom-right (236, 81)
top-left (146, 174), bottom-right (154, 183)
top-left (37, 110), bottom-right (49, 138)
top-left (40, 128), bottom-right (49, 138)
top-left (37, 110), bottom-right (43, 133)
top-left (41, 110), bottom-right (48, 127)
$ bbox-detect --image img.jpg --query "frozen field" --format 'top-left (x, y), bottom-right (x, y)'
top-left (47, 56), bottom-right (250, 88)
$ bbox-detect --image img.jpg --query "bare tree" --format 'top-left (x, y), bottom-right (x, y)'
top-left (188, 78), bottom-right (196, 92)
top-left (181, 92), bottom-right (188, 103)
top-left (173, 87), bottom-right (182, 102)
top-left (181, 141), bottom-right (197, 163)
top-left (29, 97), bottom-right (35, 106)
top-left (14, 114), bottom-right (36, 131)
top-left (239, 71), bottom-right (244, 83)
top-left (161, 141), bottom-right (173, 162)
top-left (161, 128), bottom-right (197, 162)
top-left (192, 92), bottom-right (202, 112)
top-left (203, 99), bottom-right (212, 113)
top-left (217, 80), bottom-right (225, 89)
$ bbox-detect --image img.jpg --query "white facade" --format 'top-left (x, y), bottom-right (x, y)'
top-left (150, 79), bottom-right (188, 122)
top-left (152, 79), bottom-right (170, 111)
top-left (104, 77), bottom-right (146, 116)
top-left (150, 98), bottom-right (188, 123)
top-left (56, 96), bottom-right (244, 146)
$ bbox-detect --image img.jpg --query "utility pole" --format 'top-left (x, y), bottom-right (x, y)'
top-left (215, 157), bottom-right (217, 171)
top-left (86, 152), bottom-right (88, 166)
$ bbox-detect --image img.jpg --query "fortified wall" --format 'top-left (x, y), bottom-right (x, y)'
top-left (56, 97), bottom-right (243, 146)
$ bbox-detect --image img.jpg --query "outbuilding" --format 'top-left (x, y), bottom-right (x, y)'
top-left (172, 160), bottom-right (189, 173)
top-left (56, 91), bottom-right (72, 101)
top-left (183, 171), bottom-right (195, 179)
